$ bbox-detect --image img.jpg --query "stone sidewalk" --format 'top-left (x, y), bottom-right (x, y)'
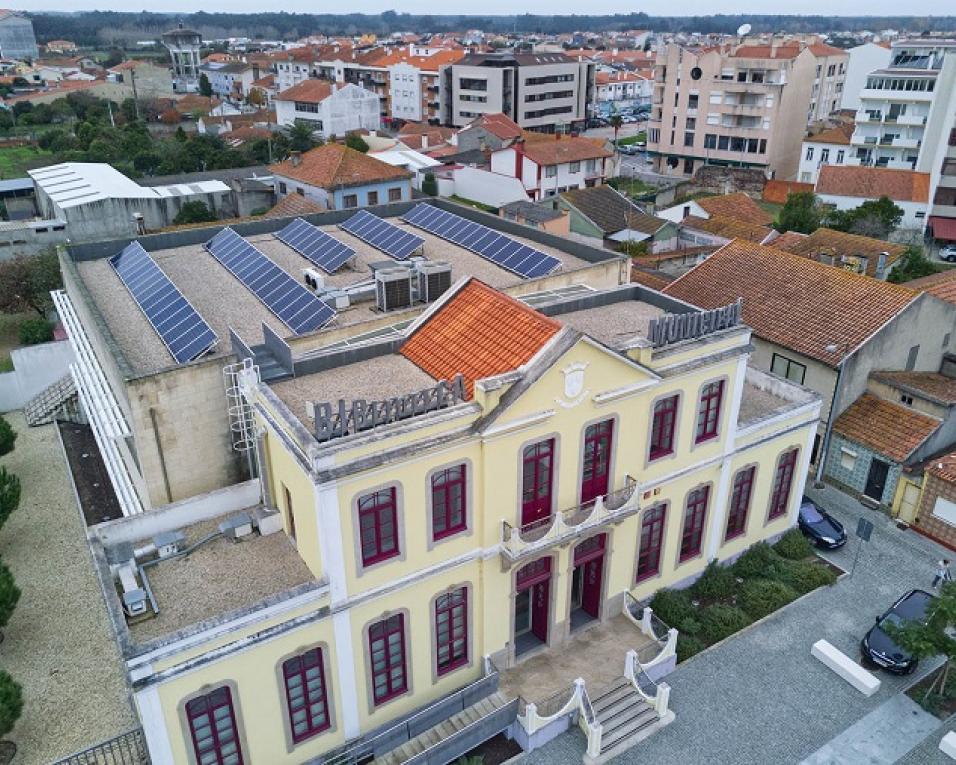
top-left (522, 485), bottom-right (950, 765)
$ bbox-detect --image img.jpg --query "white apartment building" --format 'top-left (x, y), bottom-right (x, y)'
top-left (797, 124), bottom-right (854, 184)
top-left (489, 135), bottom-right (612, 200)
top-left (807, 43), bottom-right (849, 123)
top-left (439, 52), bottom-right (595, 133)
top-left (199, 62), bottom-right (256, 103)
top-left (840, 42), bottom-right (892, 112)
top-left (850, 39), bottom-right (956, 171)
top-left (274, 80), bottom-right (381, 139)
top-left (595, 70), bottom-right (652, 110)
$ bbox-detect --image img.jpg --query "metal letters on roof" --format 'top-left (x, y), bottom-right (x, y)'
top-left (109, 241), bottom-right (218, 363)
top-left (402, 203), bottom-right (561, 279)
top-left (647, 299), bottom-right (743, 348)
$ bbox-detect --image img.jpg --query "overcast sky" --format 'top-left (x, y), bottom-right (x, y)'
top-left (13, 1), bottom-right (945, 16)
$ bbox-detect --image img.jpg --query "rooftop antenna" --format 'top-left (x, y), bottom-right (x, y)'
top-left (737, 23), bottom-right (752, 38)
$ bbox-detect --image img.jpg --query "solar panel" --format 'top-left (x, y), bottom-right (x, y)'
top-left (339, 209), bottom-right (424, 261)
top-left (109, 241), bottom-right (218, 364)
top-left (275, 217), bottom-right (356, 274)
top-left (204, 228), bottom-right (335, 335)
top-left (402, 204), bottom-right (561, 279)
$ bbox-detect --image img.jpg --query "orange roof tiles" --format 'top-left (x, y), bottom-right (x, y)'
top-left (816, 165), bottom-right (931, 204)
top-left (697, 192), bottom-right (774, 227)
top-left (662, 239), bottom-right (917, 366)
top-left (808, 42), bottom-right (847, 57)
top-left (400, 279), bottom-right (562, 398)
top-left (871, 371), bottom-right (956, 404)
top-left (468, 113), bottom-right (522, 141)
top-left (520, 136), bottom-right (612, 166)
top-left (833, 392), bottom-right (940, 462)
top-left (269, 144), bottom-right (411, 189)
top-left (731, 44), bottom-right (802, 60)
top-left (264, 194), bottom-right (326, 218)
top-left (771, 226), bottom-right (906, 277)
top-left (906, 269), bottom-right (956, 306)
top-left (682, 214), bottom-right (772, 243)
top-left (806, 123), bottom-right (855, 146)
top-left (763, 180), bottom-right (814, 205)
top-left (630, 265), bottom-right (676, 290)
top-left (770, 231), bottom-right (809, 250)
top-left (928, 450), bottom-right (956, 483)
top-left (276, 79), bottom-right (337, 103)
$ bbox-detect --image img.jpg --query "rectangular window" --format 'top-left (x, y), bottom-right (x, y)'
top-left (770, 353), bottom-right (807, 385)
top-left (435, 588), bottom-right (468, 675)
top-left (369, 614), bottom-right (407, 704)
top-left (388, 187), bottom-right (403, 202)
top-left (684, 131), bottom-right (695, 147)
top-left (569, 161), bottom-right (581, 173)
top-left (545, 165), bottom-right (557, 178)
top-left (680, 486), bottom-right (709, 561)
top-left (688, 94), bottom-right (699, 108)
top-left (367, 190), bottom-right (379, 205)
top-left (718, 136), bottom-right (729, 151)
top-left (343, 194), bottom-right (358, 208)
top-left (704, 134), bottom-right (717, 149)
top-left (186, 687), bottom-right (243, 765)
top-left (836, 149), bottom-right (845, 163)
top-left (649, 395), bottom-right (678, 460)
top-left (283, 648), bottom-right (330, 743)
top-left (805, 147), bottom-right (814, 161)
top-left (279, 182), bottom-right (287, 194)
top-left (358, 488), bottom-right (399, 566)
top-left (768, 449), bottom-right (798, 520)
top-left (431, 465), bottom-right (466, 541)
top-left (695, 381), bottom-right (724, 444)
top-left (821, 148), bottom-right (830, 163)
top-left (636, 504), bottom-right (666, 582)
top-left (725, 467), bottom-right (755, 540)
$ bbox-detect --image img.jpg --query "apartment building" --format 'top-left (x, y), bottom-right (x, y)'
top-left (274, 80), bottom-right (381, 138)
top-left (839, 42), bottom-right (892, 112)
top-left (0, 9), bottom-right (38, 61)
top-left (647, 41), bottom-right (817, 180)
top-left (439, 52), bottom-right (595, 133)
top-left (199, 61), bottom-right (257, 103)
top-left (797, 123), bottom-right (854, 184)
top-left (807, 43), bottom-right (849, 124)
top-left (383, 48), bottom-right (464, 125)
top-left (595, 70), bottom-right (652, 111)
top-left (850, 39), bottom-right (956, 171)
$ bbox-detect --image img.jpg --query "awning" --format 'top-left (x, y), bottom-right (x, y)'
top-left (929, 216), bottom-right (956, 242)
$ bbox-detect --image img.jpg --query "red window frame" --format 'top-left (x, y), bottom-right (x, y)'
top-left (679, 486), bottom-right (709, 562)
top-left (186, 686), bottom-right (243, 765)
top-left (650, 395), bottom-right (679, 459)
top-left (369, 614), bottom-right (407, 705)
top-left (282, 647), bottom-right (331, 744)
top-left (358, 487), bottom-right (399, 566)
top-left (636, 505), bottom-right (666, 582)
top-left (725, 466), bottom-right (755, 541)
top-left (581, 419), bottom-right (614, 502)
top-left (431, 465), bottom-right (467, 541)
top-left (695, 381), bottom-right (724, 444)
top-left (435, 588), bottom-right (468, 676)
top-left (769, 449), bottom-right (799, 520)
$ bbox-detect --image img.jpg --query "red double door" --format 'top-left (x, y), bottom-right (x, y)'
top-left (516, 558), bottom-right (552, 644)
top-left (573, 534), bottom-right (606, 620)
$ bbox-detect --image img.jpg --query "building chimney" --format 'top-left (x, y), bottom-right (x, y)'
top-left (291, 151), bottom-right (302, 167)
top-left (422, 134), bottom-right (429, 149)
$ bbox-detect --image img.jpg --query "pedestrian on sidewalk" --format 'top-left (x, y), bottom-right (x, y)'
top-left (933, 559), bottom-right (952, 590)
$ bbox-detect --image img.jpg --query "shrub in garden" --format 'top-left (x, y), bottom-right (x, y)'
top-left (17, 317), bottom-right (53, 346)
top-left (0, 469), bottom-right (20, 532)
top-left (698, 604), bottom-right (752, 645)
top-left (773, 528), bottom-right (814, 561)
top-left (676, 634), bottom-right (705, 663)
top-left (0, 417), bottom-right (14, 457)
top-left (0, 670), bottom-right (22, 746)
top-left (739, 579), bottom-right (798, 620)
top-left (0, 560), bottom-right (19, 634)
top-left (769, 558), bottom-right (837, 594)
top-left (691, 560), bottom-right (737, 603)
top-left (649, 588), bottom-right (697, 632)
top-left (732, 542), bottom-right (779, 579)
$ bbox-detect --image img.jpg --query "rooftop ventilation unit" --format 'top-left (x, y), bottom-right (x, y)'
top-left (219, 512), bottom-right (254, 540)
top-left (321, 290), bottom-right (350, 310)
top-left (376, 268), bottom-right (414, 312)
top-left (417, 262), bottom-right (452, 303)
top-left (153, 530), bottom-right (186, 559)
top-left (303, 268), bottom-right (325, 292)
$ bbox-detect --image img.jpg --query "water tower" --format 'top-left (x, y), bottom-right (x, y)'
top-left (162, 22), bottom-right (202, 93)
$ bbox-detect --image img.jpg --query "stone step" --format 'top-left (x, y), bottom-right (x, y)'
top-left (600, 705), bottom-right (659, 752)
top-left (592, 683), bottom-right (633, 716)
top-left (597, 691), bottom-right (648, 726)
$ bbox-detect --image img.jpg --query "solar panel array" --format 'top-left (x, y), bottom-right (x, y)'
top-left (204, 228), bottom-right (335, 335)
top-left (109, 241), bottom-right (218, 364)
top-left (275, 218), bottom-right (356, 274)
top-left (339, 209), bottom-right (424, 261)
top-left (403, 204), bottom-right (561, 279)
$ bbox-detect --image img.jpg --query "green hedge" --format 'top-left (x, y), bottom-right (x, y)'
top-left (739, 579), bottom-right (798, 620)
top-left (676, 634), bottom-right (705, 663)
top-left (698, 604), bottom-right (753, 644)
top-left (732, 542), bottom-right (778, 579)
top-left (768, 558), bottom-right (837, 594)
top-left (774, 528), bottom-right (814, 561)
top-left (648, 588), bottom-right (697, 632)
top-left (691, 560), bottom-right (737, 602)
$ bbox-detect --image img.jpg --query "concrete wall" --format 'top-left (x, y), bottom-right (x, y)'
top-left (0, 220), bottom-right (68, 260)
top-left (914, 470), bottom-right (956, 547)
top-left (449, 166), bottom-right (528, 208)
top-left (0, 339), bottom-right (75, 412)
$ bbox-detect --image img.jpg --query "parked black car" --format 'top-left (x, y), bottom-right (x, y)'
top-left (861, 589), bottom-right (934, 673)
top-left (797, 497), bottom-right (847, 549)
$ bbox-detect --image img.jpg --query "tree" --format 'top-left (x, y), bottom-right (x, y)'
top-left (0, 670), bottom-right (22, 757)
top-left (421, 171), bottom-right (438, 197)
top-left (172, 200), bottom-right (217, 226)
top-left (777, 191), bottom-right (821, 234)
top-left (285, 121), bottom-right (317, 153)
top-left (0, 251), bottom-right (62, 317)
top-left (609, 113), bottom-right (623, 146)
top-left (0, 468), bottom-right (20, 532)
top-left (198, 73), bottom-right (213, 98)
top-left (0, 418), bottom-right (14, 458)
top-left (0, 560), bottom-right (19, 641)
top-left (825, 196), bottom-right (904, 239)
top-left (345, 132), bottom-right (369, 153)
top-left (887, 245), bottom-right (942, 284)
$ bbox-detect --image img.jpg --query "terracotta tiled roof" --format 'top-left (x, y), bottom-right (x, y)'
top-left (400, 279), bottom-right (562, 398)
top-left (520, 136), bottom-right (612, 166)
top-left (264, 194), bottom-right (326, 218)
top-left (561, 185), bottom-right (666, 236)
top-left (731, 44), bottom-right (802, 60)
top-left (906, 269), bottom-right (956, 306)
top-left (630, 265), bottom-right (676, 290)
top-left (269, 144), bottom-right (412, 190)
top-left (697, 192), bottom-right (773, 227)
top-left (771, 231), bottom-right (808, 250)
top-left (763, 179), bottom-right (814, 205)
top-left (771, 227), bottom-right (906, 277)
top-left (927, 450), bottom-right (956, 483)
top-left (833, 393), bottom-right (940, 462)
top-left (662, 239), bottom-right (917, 366)
top-left (682, 214), bottom-right (772, 243)
top-left (375, 48), bottom-right (465, 70)
top-left (251, 74), bottom-right (275, 88)
top-left (871, 371), bottom-right (956, 404)
top-left (816, 165), bottom-right (931, 203)
top-left (806, 123), bottom-right (855, 146)
top-left (808, 42), bottom-right (847, 57)
top-left (174, 94), bottom-right (220, 114)
top-left (276, 79), bottom-right (337, 103)
top-left (467, 113), bottom-right (522, 141)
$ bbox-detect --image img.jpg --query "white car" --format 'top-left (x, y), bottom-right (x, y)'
top-left (941, 243), bottom-right (956, 263)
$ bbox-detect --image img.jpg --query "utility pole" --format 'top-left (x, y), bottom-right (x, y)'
top-left (130, 68), bottom-right (141, 121)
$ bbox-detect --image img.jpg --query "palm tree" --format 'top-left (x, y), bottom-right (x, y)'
top-left (609, 114), bottom-right (623, 149)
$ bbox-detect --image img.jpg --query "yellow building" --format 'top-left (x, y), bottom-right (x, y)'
top-left (96, 274), bottom-right (821, 764)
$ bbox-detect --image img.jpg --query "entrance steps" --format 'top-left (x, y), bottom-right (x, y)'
top-left (373, 691), bottom-right (511, 765)
top-left (586, 678), bottom-right (673, 763)
top-left (23, 373), bottom-right (77, 426)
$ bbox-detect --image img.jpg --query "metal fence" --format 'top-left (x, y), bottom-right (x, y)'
top-left (51, 728), bottom-right (149, 765)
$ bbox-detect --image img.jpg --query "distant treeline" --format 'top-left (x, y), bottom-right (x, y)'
top-left (27, 11), bottom-right (956, 48)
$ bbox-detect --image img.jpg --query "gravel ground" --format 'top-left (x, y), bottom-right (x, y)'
top-left (0, 414), bottom-right (135, 764)
top-left (522, 484), bottom-right (951, 765)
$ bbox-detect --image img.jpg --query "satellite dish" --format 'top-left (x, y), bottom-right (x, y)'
top-left (737, 23), bottom-right (752, 36)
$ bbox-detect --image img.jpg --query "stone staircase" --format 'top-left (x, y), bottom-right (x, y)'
top-left (372, 691), bottom-right (511, 765)
top-left (23, 373), bottom-right (77, 426)
top-left (590, 679), bottom-right (661, 760)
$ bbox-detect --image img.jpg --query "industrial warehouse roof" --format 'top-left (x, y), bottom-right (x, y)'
top-left (662, 239), bottom-right (917, 367)
top-left (28, 163), bottom-right (229, 209)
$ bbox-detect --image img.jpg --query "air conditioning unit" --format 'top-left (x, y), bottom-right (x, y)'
top-left (376, 268), bottom-right (414, 312)
top-left (417, 262), bottom-right (452, 303)
top-left (321, 290), bottom-right (350, 310)
top-left (303, 268), bottom-right (324, 291)
top-left (153, 530), bottom-right (186, 559)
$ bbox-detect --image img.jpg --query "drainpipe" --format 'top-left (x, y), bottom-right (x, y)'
top-left (815, 343), bottom-right (850, 486)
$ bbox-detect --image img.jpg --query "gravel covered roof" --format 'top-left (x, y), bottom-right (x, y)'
top-left (737, 381), bottom-right (795, 426)
top-left (557, 301), bottom-right (665, 349)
